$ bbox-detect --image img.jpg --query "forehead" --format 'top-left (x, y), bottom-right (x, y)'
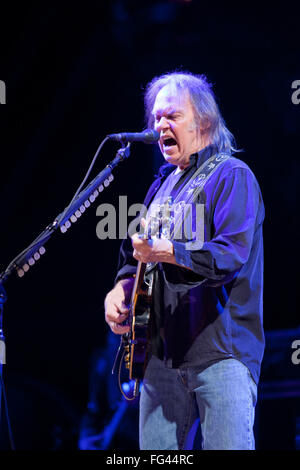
top-left (152, 85), bottom-right (191, 115)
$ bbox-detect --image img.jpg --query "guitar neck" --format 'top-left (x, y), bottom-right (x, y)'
top-left (130, 261), bottom-right (146, 305)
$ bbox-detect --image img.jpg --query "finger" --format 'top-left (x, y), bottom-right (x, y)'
top-left (119, 303), bottom-right (130, 315)
top-left (106, 309), bottom-right (128, 324)
top-left (110, 298), bottom-right (129, 312)
top-left (109, 321), bottom-right (130, 335)
top-left (132, 238), bottom-right (146, 252)
top-left (107, 297), bottom-right (129, 315)
top-left (133, 250), bottom-right (143, 262)
top-left (131, 232), bottom-right (139, 241)
top-left (105, 302), bottom-right (127, 319)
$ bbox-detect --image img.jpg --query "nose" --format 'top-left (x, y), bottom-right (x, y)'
top-left (155, 116), bottom-right (170, 133)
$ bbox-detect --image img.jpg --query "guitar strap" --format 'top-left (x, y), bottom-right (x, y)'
top-left (172, 152), bottom-right (231, 205)
top-left (169, 152), bottom-right (231, 242)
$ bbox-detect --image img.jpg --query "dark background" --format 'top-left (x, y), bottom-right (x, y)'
top-left (0, 0), bottom-right (299, 450)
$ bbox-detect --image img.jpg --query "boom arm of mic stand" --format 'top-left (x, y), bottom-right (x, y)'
top-left (0, 143), bottom-right (131, 282)
top-left (56, 143), bottom-right (131, 232)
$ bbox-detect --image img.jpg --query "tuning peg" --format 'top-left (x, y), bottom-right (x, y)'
top-left (70, 214), bottom-right (77, 223)
top-left (28, 257), bottom-right (35, 266)
top-left (79, 205), bottom-right (86, 214)
top-left (84, 200), bottom-right (90, 208)
top-left (98, 184), bottom-right (104, 192)
top-left (17, 268), bottom-right (25, 278)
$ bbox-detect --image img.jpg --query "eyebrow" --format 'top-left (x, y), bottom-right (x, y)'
top-left (152, 106), bottom-right (183, 117)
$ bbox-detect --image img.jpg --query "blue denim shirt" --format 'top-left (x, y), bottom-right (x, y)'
top-left (115, 144), bottom-right (265, 385)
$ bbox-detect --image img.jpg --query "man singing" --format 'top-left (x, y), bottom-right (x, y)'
top-left (104, 71), bottom-right (265, 450)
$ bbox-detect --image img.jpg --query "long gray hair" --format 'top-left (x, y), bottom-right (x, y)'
top-left (144, 71), bottom-right (239, 155)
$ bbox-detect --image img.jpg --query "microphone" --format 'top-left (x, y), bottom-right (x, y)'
top-left (108, 129), bottom-right (159, 144)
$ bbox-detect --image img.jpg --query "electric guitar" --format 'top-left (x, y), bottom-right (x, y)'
top-left (121, 197), bottom-right (173, 398)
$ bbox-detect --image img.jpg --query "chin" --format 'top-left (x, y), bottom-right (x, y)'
top-left (165, 155), bottom-right (187, 169)
top-left (163, 153), bottom-right (178, 165)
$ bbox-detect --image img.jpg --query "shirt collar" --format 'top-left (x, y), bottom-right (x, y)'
top-left (157, 144), bottom-right (218, 178)
top-left (189, 143), bottom-right (218, 169)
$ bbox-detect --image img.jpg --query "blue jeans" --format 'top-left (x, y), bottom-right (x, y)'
top-left (139, 356), bottom-right (257, 450)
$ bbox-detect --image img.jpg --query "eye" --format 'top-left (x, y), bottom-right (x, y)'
top-left (166, 113), bottom-right (180, 121)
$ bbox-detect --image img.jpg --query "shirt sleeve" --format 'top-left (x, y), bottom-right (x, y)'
top-left (163, 167), bottom-right (263, 290)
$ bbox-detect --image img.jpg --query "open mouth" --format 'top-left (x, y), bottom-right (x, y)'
top-left (162, 137), bottom-right (177, 148)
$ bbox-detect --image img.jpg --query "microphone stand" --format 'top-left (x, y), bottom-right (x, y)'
top-left (0, 142), bottom-right (131, 447)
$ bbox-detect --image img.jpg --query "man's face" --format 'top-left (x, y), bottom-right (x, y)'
top-left (152, 85), bottom-right (204, 169)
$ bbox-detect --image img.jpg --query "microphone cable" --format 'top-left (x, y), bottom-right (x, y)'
top-left (56, 135), bottom-right (110, 226)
